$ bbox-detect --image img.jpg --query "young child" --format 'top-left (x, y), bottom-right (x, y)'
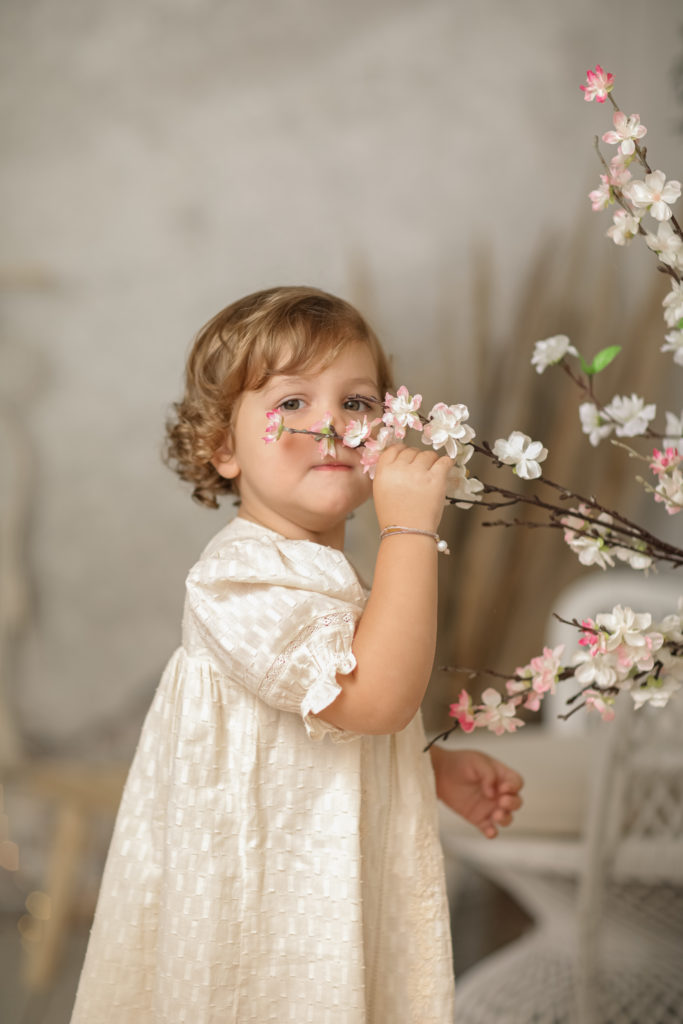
top-left (70, 286), bottom-right (523, 1024)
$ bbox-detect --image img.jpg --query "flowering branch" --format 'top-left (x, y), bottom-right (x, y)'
top-left (423, 603), bottom-right (683, 748)
top-left (261, 66), bottom-right (683, 733)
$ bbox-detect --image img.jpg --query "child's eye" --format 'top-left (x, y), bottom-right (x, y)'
top-left (278, 398), bottom-right (305, 412)
top-left (344, 394), bottom-right (379, 413)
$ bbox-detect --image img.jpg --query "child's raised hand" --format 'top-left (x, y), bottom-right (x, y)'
top-left (372, 444), bottom-right (453, 534)
top-left (430, 747), bottom-right (524, 839)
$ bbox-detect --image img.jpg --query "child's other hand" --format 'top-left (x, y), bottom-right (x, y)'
top-left (430, 748), bottom-right (524, 839)
top-left (373, 444), bottom-right (453, 534)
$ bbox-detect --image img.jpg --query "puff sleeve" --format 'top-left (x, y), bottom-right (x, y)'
top-left (183, 533), bottom-right (367, 740)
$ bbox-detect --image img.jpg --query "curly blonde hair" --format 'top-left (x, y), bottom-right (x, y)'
top-left (164, 285), bottom-right (394, 508)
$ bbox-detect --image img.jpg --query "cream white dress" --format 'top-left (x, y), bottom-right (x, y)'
top-left (70, 517), bottom-right (455, 1023)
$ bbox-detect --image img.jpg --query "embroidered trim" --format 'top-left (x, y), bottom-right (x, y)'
top-left (261, 611), bottom-right (359, 740)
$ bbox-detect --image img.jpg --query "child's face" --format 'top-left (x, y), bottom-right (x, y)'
top-left (212, 341), bottom-right (381, 547)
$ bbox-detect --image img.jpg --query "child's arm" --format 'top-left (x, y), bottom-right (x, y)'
top-left (317, 443), bottom-right (453, 735)
top-left (430, 747), bottom-right (524, 839)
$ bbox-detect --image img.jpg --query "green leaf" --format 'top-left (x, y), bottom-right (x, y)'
top-left (579, 354), bottom-right (592, 375)
top-left (584, 345), bottom-right (622, 376)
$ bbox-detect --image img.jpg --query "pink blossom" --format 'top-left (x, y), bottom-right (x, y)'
top-left (580, 65), bottom-right (615, 103)
top-left (506, 675), bottom-right (530, 697)
top-left (528, 645), bottom-right (564, 694)
top-left (508, 646), bottom-right (564, 711)
top-left (602, 111), bottom-right (647, 156)
top-left (359, 425), bottom-right (396, 478)
top-left (589, 176), bottom-right (612, 211)
top-left (650, 447), bottom-right (682, 476)
top-left (584, 689), bottom-right (616, 721)
top-left (474, 689), bottom-right (525, 736)
top-left (263, 409), bottom-right (285, 443)
top-left (449, 689), bottom-right (476, 733)
top-left (310, 413), bottom-right (337, 459)
top-left (383, 386), bottom-right (423, 439)
top-left (523, 691), bottom-right (544, 713)
top-left (578, 618), bottom-right (601, 654)
top-left (607, 154), bottom-right (632, 188)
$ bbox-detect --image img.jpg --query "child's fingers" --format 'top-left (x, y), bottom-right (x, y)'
top-left (376, 443), bottom-right (408, 466)
top-left (497, 793), bottom-right (523, 812)
top-left (492, 807), bottom-right (515, 826)
top-left (496, 766), bottom-right (524, 795)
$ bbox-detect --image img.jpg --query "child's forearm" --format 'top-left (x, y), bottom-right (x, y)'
top-left (317, 534), bottom-right (439, 734)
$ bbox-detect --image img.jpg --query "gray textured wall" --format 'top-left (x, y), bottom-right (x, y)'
top-left (1, 0), bottom-right (681, 752)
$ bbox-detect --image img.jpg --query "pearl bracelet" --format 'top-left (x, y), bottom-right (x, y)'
top-left (379, 526), bottom-right (450, 554)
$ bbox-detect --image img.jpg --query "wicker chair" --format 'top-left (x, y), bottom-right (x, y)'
top-left (440, 573), bottom-right (683, 1024)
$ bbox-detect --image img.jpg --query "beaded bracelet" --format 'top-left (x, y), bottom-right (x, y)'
top-left (379, 525), bottom-right (450, 554)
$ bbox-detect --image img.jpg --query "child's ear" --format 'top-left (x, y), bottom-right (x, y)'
top-left (211, 436), bottom-right (240, 480)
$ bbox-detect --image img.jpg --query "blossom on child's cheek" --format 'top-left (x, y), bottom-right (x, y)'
top-left (262, 409), bottom-right (285, 443)
top-left (310, 413), bottom-right (337, 459)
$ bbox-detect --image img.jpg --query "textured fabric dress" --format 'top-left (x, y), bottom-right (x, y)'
top-left (70, 517), bottom-right (455, 1023)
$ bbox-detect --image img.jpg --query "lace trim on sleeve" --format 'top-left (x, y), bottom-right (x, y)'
top-left (260, 611), bottom-right (359, 742)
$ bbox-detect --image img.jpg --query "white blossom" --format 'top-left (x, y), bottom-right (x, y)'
top-left (664, 410), bottom-right (683, 453)
top-left (613, 546), bottom-right (653, 571)
top-left (562, 508), bottom-right (616, 570)
top-left (603, 393), bottom-right (656, 437)
top-left (422, 403), bottom-right (474, 458)
top-left (595, 605), bottom-right (660, 657)
top-left (656, 602), bottom-right (683, 644)
top-left (631, 675), bottom-right (681, 710)
top-left (445, 464), bottom-right (484, 508)
top-left (572, 648), bottom-right (620, 688)
top-left (645, 221), bottom-right (683, 269)
top-left (623, 170), bottom-right (682, 222)
top-left (531, 335), bottom-right (578, 373)
top-left (342, 415), bottom-right (379, 448)
top-left (567, 532), bottom-right (616, 569)
top-left (382, 386), bottom-right (422, 439)
top-left (661, 329), bottom-right (683, 367)
top-left (606, 209), bottom-right (641, 246)
top-left (663, 282), bottom-right (683, 328)
top-left (492, 431), bottom-right (548, 480)
top-left (579, 402), bottom-right (614, 446)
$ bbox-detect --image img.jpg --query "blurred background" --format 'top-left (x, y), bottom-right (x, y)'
top-left (1, 0), bottom-right (682, 1021)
